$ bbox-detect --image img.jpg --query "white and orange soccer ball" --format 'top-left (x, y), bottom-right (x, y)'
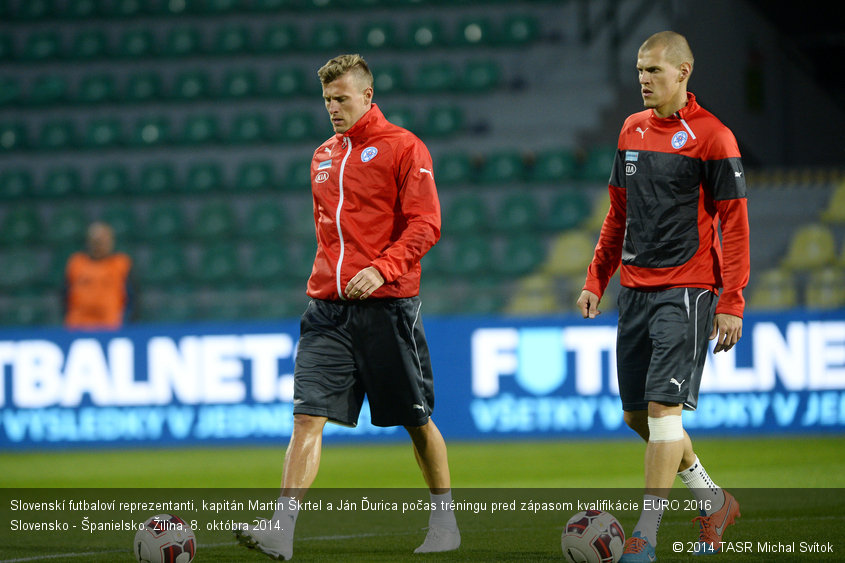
top-left (561, 510), bottom-right (625, 563)
top-left (134, 514), bottom-right (196, 563)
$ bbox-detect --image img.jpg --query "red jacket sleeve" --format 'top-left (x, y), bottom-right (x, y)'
top-left (714, 197), bottom-right (749, 317)
top-left (583, 185), bottom-right (626, 299)
top-left (370, 138), bottom-right (441, 283)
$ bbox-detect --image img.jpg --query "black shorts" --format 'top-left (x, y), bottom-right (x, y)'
top-left (616, 287), bottom-right (718, 412)
top-left (292, 297), bottom-right (435, 428)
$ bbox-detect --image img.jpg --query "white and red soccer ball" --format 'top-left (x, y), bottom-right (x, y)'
top-left (561, 510), bottom-right (625, 563)
top-left (134, 514), bottom-right (196, 563)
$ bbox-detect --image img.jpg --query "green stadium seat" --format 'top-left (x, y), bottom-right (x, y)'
top-left (131, 116), bottom-right (171, 147)
top-left (423, 105), bottom-right (463, 138)
top-left (278, 112), bottom-right (319, 143)
top-left (12, 0), bottom-right (55, 20)
top-left (0, 168), bottom-right (32, 199)
top-left (283, 158), bottom-right (312, 191)
top-left (496, 235), bottom-right (546, 276)
top-left (269, 67), bottom-right (306, 98)
top-left (118, 29), bottom-right (157, 58)
top-left (139, 244), bottom-right (188, 285)
top-left (455, 17), bottom-right (496, 47)
top-left (0, 207), bottom-right (42, 245)
top-left (135, 162), bottom-right (176, 195)
top-left (445, 236), bottom-right (493, 276)
top-left (229, 112), bottom-right (270, 144)
top-left (236, 160), bottom-right (276, 192)
top-left (88, 164), bottom-right (131, 197)
top-left (382, 106), bottom-right (415, 131)
top-left (172, 70), bottom-right (212, 101)
top-left (359, 21), bottom-right (397, 50)
top-left (543, 189), bottom-right (591, 231)
top-left (196, 0), bottom-right (241, 14)
top-left (262, 23), bottom-right (300, 54)
top-left (39, 167), bottom-right (81, 198)
top-left (0, 252), bottom-right (43, 293)
top-left (0, 121), bottom-right (27, 151)
top-left (184, 162), bottom-right (224, 194)
top-left (478, 150), bottom-right (526, 184)
top-left (101, 0), bottom-right (146, 17)
top-left (252, 0), bottom-right (300, 11)
top-left (99, 203), bottom-right (138, 242)
top-left (501, 14), bottom-right (540, 45)
top-left (0, 77), bottom-right (21, 107)
top-left (372, 64), bottom-right (405, 96)
top-left (213, 25), bottom-right (252, 55)
top-left (308, 21), bottom-right (347, 51)
top-left (192, 201), bottom-right (237, 239)
top-left (194, 242), bottom-right (240, 283)
top-left (461, 59), bottom-right (501, 92)
top-left (45, 207), bottom-right (88, 244)
top-left (63, 0), bottom-right (99, 18)
top-left (163, 26), bottom-right (203, 58)
top-left (243, 201), bottom-right (286, 238)
top-left (144, 204), bottom-right (186, 240)
top-left (443, 193), bottom-right (488, 234)
top-left (413, 61), bottom-right (457, 93)
top-left (124, 71), bottom-right (163, 102)
top-left (434, 152), bottom-right (474, 186)
top-left (0, 33), bottom-right (12, 62)
top-left (84, 117), bottom-right (124, 149)
top-left (221, 69), bottom-right (259, 99)
top-left (530, 149), bottom-right (578, 183)
top-left (245, 241), bottom-right (290, 282)
top-left (22, 31), bottom-right (62, 61)
top-left (405, 18), bottom-right (445, 49)
top-left (580, 145), bottom-right (616, 182)
top-left (37, 119), bottom-right (77, 151)
top-left (180, 114), bottom-right (220, 145)
top-left (28, 75), bottom-right (69, 106)
top-left (496, 192), bottom-right (540, 233)
top-left (76, 73), bottom-right (117, 104)
top-left (70, 30), bottom-right (109, 60)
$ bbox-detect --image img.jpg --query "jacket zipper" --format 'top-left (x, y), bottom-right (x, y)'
top-left (335, 137), bottom-right (353, 299)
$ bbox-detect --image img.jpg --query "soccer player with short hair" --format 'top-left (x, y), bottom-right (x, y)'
top-left (235, 53), bottom-right (459, 560)
top-left (577, 31), bottom-right (749, 561)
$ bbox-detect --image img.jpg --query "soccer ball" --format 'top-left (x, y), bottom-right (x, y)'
top-left (134, 514), bottom-right (196, 563)
top-left (561, 510), bottom-right (625, 563)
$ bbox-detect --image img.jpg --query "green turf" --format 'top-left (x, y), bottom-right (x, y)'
top-left (1, 435), bottom-right (844, 562)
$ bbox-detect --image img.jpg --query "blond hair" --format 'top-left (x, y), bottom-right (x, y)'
top-left (317, 54), bottom-right (373, 87)
top-left (640, 31), bottom-right (694, 70)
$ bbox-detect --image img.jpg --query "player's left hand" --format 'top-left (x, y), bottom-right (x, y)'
top-left (710, 313), bottom-right (742, 353)
top-left (345, 266), bottom-right (384, 300)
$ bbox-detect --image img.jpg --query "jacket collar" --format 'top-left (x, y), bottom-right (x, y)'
top-left (336, 103), bottom-right (386, 142)
top-left (650, 91), bottom-right (698, 122)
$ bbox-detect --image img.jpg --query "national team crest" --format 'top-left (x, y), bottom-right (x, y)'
top-left (671, 131), bottom-right (688, 149)
top-left (361, 146), bottom-right (378, 162)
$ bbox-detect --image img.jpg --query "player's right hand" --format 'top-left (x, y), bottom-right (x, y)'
top-left (576, 290), bottom-right (601, 319)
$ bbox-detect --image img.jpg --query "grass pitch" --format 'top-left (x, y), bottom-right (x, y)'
top-left (1, 435), bottom-right (844, 562)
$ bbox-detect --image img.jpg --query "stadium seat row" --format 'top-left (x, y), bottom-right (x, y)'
top-left (0, 183), bottom-right (593, 249)
top-left (0, 146), bottom-right (611, 209)
top-left (0, 15), bottom-right (538, 62)
top-left (0, 60), bottom-right (502, 108)
top-left (1, 0), bottom-right (535, 21)
top-left (0, 104), bottom-right (465, 152)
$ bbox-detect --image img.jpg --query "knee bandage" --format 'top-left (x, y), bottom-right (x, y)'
top-left (647, 415), bottom-right (684, 442)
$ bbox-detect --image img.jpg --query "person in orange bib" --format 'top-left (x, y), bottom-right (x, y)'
top-left (64, 221), bottom-right (133, 330)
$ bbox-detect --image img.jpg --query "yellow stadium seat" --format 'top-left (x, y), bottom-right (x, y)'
top-left (541, 230), bottom-right (597, 277)
top-left (805, 267), bottom-right (845, 310)
top-left (821, 181), bottom-right (845, 223)
top-left (781, 223), bottom-right (836, 270)
top-left (748, 268), bottom-right (797, 311)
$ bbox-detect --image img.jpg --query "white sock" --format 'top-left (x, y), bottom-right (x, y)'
top-left (633, 494), bottom-right (665, 547)
top-left (271, 495), bottom-right (299, 534)
top-left (428, 490), bottom-right (457, 529)
top-left (678, 456), bottom-right (725, 515)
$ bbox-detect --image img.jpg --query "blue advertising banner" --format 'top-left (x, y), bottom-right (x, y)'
top-left (1, 309), bottom-right (844, 449)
